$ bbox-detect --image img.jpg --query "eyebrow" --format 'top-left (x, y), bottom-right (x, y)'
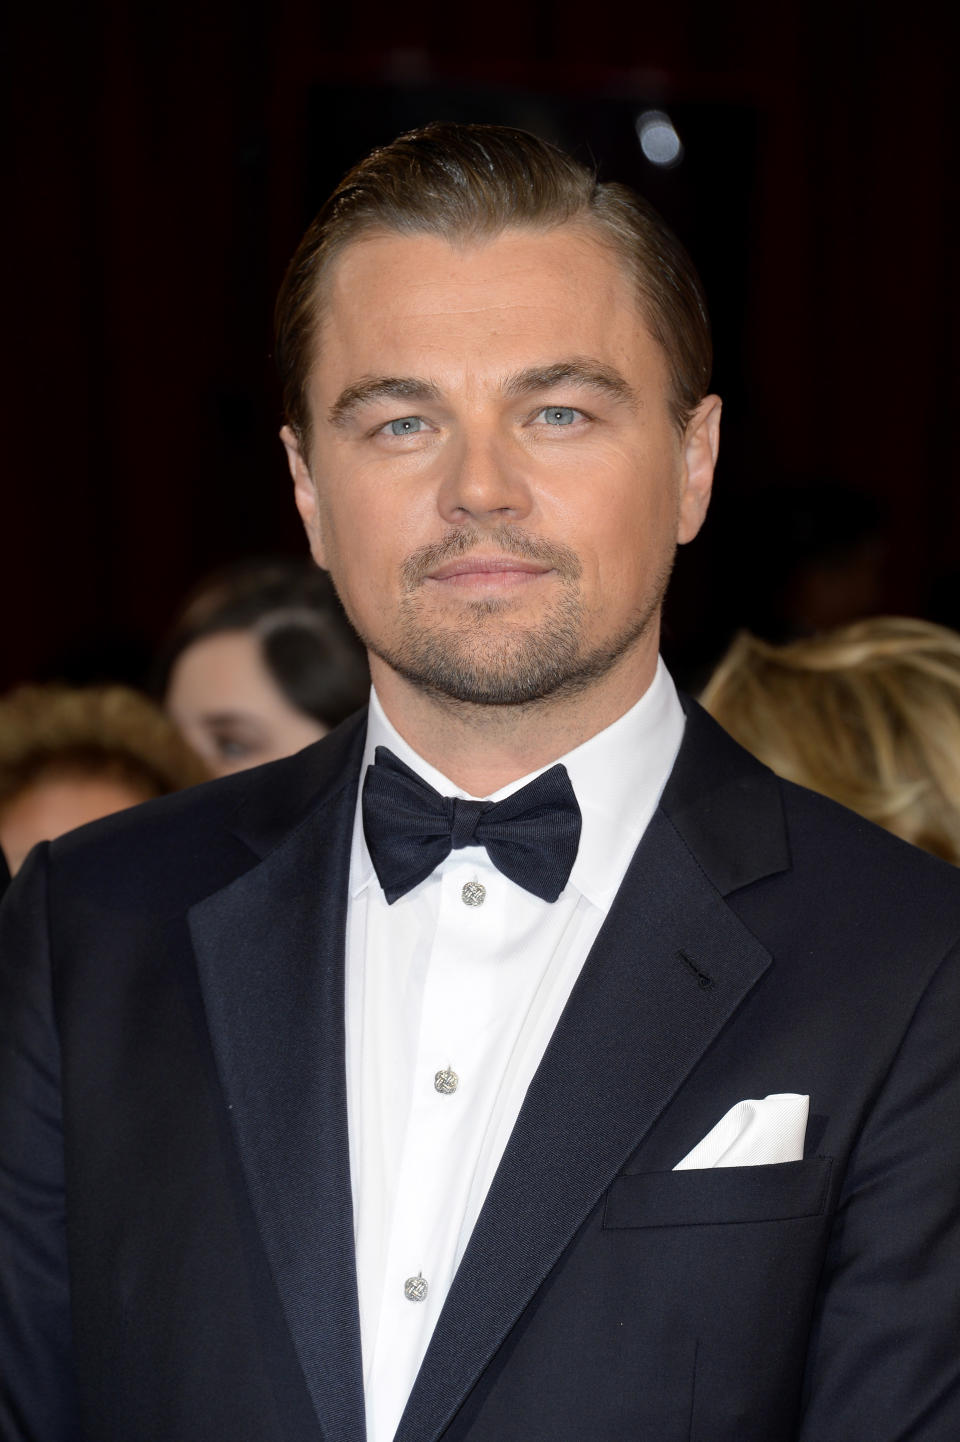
top-left (200, 711), bottom-right (262, 730)
top-left (327, 357), bottom-right (637, 430)
top-left (328, 376), bottom-right (443, 429)
top-left (500, 359), bottom-right (636, 407)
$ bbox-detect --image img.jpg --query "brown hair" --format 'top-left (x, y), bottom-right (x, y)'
top-left (0, 684), bottom-right (210, 813)
top-left (154, 558), bottom-right (369, 726)
top-left (275, 121), bottom-right (712, 453)
top-left (700, 617), bottom-right (960, 864)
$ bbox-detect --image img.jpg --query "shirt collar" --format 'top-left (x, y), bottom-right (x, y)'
top-left (352, 659), bottom-right (685, 907)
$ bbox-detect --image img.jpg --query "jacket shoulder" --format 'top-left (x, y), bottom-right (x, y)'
top-left (671, 694), bottom-right (960, 912)
top-left (39, 709), bottom-right (367, 911)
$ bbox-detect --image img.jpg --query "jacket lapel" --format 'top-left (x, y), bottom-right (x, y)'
top-left (396, 703), bottom-right (789, 1442)
top-left (189, 716), bottom-right (368, 1442)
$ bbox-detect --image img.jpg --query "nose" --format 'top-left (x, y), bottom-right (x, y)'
top-left (437, 433), bottom-right (534, 524)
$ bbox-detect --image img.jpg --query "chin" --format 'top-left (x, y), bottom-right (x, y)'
top-left (368, 610), bottom-right (654, 708)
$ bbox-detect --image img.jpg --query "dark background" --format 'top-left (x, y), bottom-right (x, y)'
top-left (4, 0), bottom-right (956, 693)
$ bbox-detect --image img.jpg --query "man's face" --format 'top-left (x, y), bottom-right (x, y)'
top-left (285, 224), bottom-right (718, 709)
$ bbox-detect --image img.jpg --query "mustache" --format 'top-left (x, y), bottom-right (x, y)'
top-left (400, 526), bottom-right (582, 590)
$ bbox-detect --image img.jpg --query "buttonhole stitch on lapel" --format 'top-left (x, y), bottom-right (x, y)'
top-left (677, 949), bottom-right (715, 991)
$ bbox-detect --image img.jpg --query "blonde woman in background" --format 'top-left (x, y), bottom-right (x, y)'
top-left (701, 616), bottom-right (960, 864)
top-left (0, 684), bottom-right (209, 874)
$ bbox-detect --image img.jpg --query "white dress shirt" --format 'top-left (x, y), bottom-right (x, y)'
top-left (345, 659), bottom-right (685, 1442)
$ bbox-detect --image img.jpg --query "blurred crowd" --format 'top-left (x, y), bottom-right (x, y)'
top-left (3, 551), bottom-right (960, 883)
top-left (0, 559), bottom-right (369, 880)
top-left (701, 617), bottom-right (960, 865)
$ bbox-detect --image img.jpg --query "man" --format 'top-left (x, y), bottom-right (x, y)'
top-left (1, 123), bottom-right (958, 1442)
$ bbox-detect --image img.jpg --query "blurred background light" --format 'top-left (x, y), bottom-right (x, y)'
top-left (635, 109), bottom-right (684, 167)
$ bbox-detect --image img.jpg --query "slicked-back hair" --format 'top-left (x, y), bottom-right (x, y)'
top-left (275, 121), bottom-right (712, 454)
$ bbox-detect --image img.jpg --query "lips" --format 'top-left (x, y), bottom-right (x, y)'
top-left (427, 555), bottom-right (551, 581)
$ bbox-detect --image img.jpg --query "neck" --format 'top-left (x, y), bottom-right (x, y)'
top-left (369, 647), bottom-right (660, 796)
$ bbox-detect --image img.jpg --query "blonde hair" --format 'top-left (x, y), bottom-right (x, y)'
top-left (700, 617), bottom-right (960, 864)
top-left (0, 684), bottom-right (209, 813)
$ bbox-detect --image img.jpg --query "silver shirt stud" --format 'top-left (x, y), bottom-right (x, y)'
top-left (461, 879), bottom-right (486, 906)
top-left (434, 1067), bottom-right (459, 1095)
top-left (404, 1272), bottom-right (429, 1302)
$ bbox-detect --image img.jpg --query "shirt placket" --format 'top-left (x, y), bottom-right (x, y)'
top-left (367, 847), bottom-right (504, 1434)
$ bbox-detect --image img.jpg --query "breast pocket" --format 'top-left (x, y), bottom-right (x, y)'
top-left (602, 1157), bottom-right (834, 1229)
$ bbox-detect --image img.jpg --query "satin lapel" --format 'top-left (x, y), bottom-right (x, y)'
top-left (189, 751), bottom-right (366, 1442)
top-left (396, 805), bottom-right (775, 1442)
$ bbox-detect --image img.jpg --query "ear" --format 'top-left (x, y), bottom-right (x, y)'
top-left (677, 394), bottom-right (721, 545)
top-left (281, 424), bottom-right (329, 569)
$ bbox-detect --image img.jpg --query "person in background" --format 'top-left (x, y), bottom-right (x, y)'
top-left (701, 616), bottom-right (960, 864)
top-left (157, 558), bottom-right (370, 775)
top-left (0, 683), bottom-right (208, 874)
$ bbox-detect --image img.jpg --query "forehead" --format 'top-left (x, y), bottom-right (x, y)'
top-left (170, 630), bottom-right (274, 699)
top-left (314, 224), bottom-right (664, 398)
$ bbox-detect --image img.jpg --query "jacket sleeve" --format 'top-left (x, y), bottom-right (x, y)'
top-left (0, 846), bottom-right (86, 1440)
top-left (798, 939), bottom-right (960, 1440)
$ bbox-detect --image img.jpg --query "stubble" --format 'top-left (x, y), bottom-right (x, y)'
top-left (350, 525), bottom-right (674, 708)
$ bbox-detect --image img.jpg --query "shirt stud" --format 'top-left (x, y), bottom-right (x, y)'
top-left (461, 879), bottom-right (486, 906)
top-left (404, 1272), bottom-right (428, 1302)
top-left (435, 1066), bottom-right (459, 1095)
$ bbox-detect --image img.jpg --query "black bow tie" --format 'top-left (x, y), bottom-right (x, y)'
top-left (362, 745), bottom-right (582, 904)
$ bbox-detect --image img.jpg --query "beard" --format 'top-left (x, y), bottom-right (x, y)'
top-left (343, 526), bottom-right (675, 708)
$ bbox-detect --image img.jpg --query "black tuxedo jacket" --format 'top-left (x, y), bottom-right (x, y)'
top-left (1, 701), bottom-right (959, 1441)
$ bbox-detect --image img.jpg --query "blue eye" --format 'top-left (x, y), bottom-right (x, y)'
top-left (540, 406), bottom-right (580, 426)
top-left (385, 416), bottom-right (424, 436)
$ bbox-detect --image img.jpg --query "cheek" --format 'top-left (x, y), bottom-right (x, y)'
top-left (316, 518), bottom-right (398, 642)
top-left (178, 718), bottom-right (216, 760)
top-left (577, 475), bottom-right (679, 583)
top-left (319, 486), bottom-right (424, 592)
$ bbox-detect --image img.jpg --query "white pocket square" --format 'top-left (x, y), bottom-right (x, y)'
top-left (673, 1093), bottom-right (809, 1170)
